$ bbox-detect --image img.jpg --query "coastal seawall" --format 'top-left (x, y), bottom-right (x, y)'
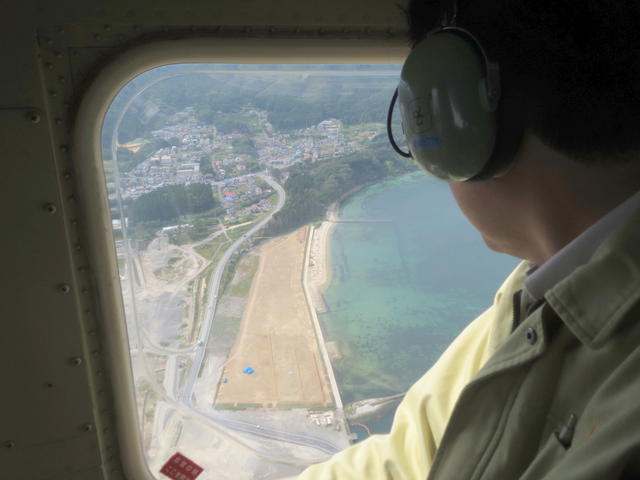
top-left (345, 392), bottom-right (405, 420)
top-left (302, 225), bottom-right (343, 410)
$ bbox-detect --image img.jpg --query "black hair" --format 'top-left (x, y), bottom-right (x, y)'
top-left (404, 0), bottom-right (640, 164)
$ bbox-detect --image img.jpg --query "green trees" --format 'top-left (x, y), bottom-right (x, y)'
top-left (251, 76), bottom-right (397, 131)
top-left (104, 67), bottom-right (412, 238)
top-left (245, 158), bottom-right (261, 172)
top-left (199, 154), bottom-right (214, 175)
top-left (130, 184), bottom-right (219, 224)
top-left (115, 138), bottom-right (171, 173)
top-left (265, 145), bottom-right (416, 235)
top-left (231, 136), bottom-right (257, 157)
top-left (107, 69), bottom-right (399, 142)
top-left (197, 111), bottom-right (259, 135)
top-left (115, 147), bottom-right (135, 171)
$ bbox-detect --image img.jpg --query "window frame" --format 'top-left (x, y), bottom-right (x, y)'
top-left (71, 36), bottom-right (407, 479)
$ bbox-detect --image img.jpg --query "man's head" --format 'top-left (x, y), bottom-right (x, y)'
top-left (405, 0), bottom-right (640, 165)
top-left (403, 0), bottom-right (640, 264)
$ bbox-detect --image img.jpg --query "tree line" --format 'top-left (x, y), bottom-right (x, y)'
top-left (129, 183), bottom-right (220, 224)
top-left (264, 135), bottom-right (417, 236)
top-left (105, 70), bottom-right (399, 148)
top-left (114, 138), bottom-right (175, 173)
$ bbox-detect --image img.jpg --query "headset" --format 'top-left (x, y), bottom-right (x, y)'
top-left (387, 0), bottom-right (503, 182)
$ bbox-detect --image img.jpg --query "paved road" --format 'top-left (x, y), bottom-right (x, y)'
top-left (178, 175), bottom-right (343, 453)
top-left (199, 411), bottom-right (341, 455)
top-left (180, 173), bottom-right (286, 404)
top-left (112, 83), bottom-right (342, 454)
top-left (134, 172), bottom-right (341, 454)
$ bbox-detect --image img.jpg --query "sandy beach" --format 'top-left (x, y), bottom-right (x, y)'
top-left (306, 221), bottom-right (335, 312)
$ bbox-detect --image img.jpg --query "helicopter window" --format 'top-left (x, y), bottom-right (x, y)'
top-left (100, 63), bottom-right (518, 479)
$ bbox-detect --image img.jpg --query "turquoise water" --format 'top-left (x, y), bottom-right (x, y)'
top-left (320, 172), bottom-right (519, 437)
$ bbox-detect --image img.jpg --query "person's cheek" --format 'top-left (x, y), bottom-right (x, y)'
top-left (449, 182), bottom-right (507, 253)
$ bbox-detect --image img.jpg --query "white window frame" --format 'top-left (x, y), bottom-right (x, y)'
top-left (72, 37), bottom-right (407, 479)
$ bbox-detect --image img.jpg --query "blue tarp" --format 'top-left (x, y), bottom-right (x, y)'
top-left (242, 366), bottom-right (255, 375)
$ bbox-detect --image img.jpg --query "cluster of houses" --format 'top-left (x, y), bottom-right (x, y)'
top-left (254, 118), bottom-right (356, 168)
top-left (118, 147), bottom-right (204, 201)
top-left (115, 107), bottom-right (375, 209)
top-left (219, 176), bottom-right (273, 221)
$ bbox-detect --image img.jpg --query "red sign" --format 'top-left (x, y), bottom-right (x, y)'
top-left (160, 452), bottom-right (204, 480)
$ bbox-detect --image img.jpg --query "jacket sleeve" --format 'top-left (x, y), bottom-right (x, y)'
top-left (294, 262), bottom-right (528, 480)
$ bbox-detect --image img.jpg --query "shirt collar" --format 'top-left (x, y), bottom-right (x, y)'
top-left (545, 209), bottom-right (640, 348)
top-left (525, 190), bottom-right (640, 300)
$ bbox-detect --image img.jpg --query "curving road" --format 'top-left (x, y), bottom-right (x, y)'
top-left (180, 173), bottom-right (285, 404)
top-left (181, 175), bottom-right (343, 453)
top-left (148, 172), bottom-right (342, 454)
top-left (112, 81), bottom-right (343, 455)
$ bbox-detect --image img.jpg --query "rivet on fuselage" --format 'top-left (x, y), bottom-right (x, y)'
top-left (27, 111), bottom-right (41, 124)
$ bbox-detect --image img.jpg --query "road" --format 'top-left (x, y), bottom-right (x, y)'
top-left (135, 172), bottom-right (343, 454)
top-left (198, 411), bottom-right (341, 455)
top-left (180, 173), bottom-right (286, 404)
top-left (112, 83), bottom-right (343, 455)
top-left (168, 174), bottom-right (344, 453)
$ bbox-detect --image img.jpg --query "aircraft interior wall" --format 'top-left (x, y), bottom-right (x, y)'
top-left (1, 1), bottom-right (406, 479)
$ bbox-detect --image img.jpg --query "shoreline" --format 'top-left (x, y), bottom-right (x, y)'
top-left (213, 181), bottom-right (376, 409)
top-left (302, 184), bottom-right (376, 403)
top-left (307, 181), bottom-right (374, 304)
top-left (306, 221), bottom-right (335, 312)
top-left (302, 226), bottom-right (343, 410)
top-left (304, 182), bottom-right (376, 401)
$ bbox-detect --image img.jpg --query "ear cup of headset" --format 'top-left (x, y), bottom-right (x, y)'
top-left (472, 87), bottom-right (526, 180)
top-left (397, 31), bottom-right (498, 181)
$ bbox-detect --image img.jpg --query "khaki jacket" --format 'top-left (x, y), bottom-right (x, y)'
top-left (298, 213), bottom-right (640, 479)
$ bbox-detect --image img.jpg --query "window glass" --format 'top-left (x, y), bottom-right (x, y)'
top-left (101, 64), bottom-right (518, 479)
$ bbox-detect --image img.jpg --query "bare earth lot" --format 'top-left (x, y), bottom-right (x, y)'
top-left (216, 226), bottom-right (334, 407)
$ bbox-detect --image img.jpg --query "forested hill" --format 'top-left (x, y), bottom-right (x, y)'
top-left (265, 135), bottom-right (417, 236)
top-left (129, 183), bottom-right (219, 224)
top-left (103, 65), bottom-right (400, 148)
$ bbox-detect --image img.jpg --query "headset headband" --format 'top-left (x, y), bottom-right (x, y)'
top-left (440, 0), bottom-right (458, 27)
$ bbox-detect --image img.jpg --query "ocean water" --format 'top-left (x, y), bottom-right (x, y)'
top-left (320, 171), bottom-right (519, 437)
